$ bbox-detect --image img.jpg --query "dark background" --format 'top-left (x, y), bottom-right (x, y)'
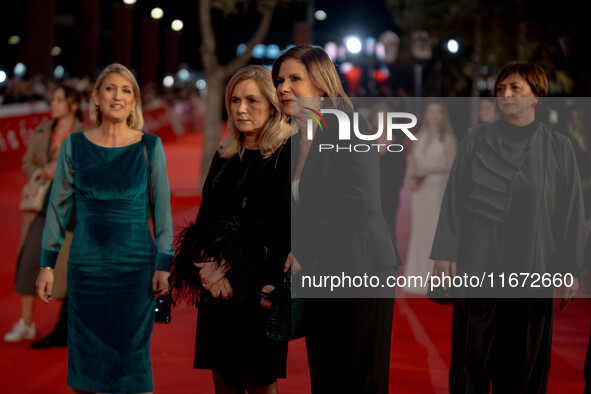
top-left (1, 0), bottom-right (590, 97)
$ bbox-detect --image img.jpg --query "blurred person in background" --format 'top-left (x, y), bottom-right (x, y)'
top-left (370, 103), bottom-right (407, 246)
top-left (2, 79), bottom-right (34, 104)
top-left (478, 96), bottom-right (496, 124)
top-left (4, 85), bottom-right (84, 344)
top-left (404, 100), bottom-right (456, 294)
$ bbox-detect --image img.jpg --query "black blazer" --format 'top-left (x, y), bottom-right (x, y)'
top-left (431, 121), bottom-right (586, 278)
top-left (291, 111), bottom-right (401, 292)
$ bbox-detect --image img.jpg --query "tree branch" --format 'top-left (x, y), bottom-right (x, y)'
top-left (199, 0), bottom-right (218, 71)
top-left (222, 0), bottom-right (276, 76)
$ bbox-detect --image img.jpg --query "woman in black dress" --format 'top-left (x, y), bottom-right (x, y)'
top-left (272, 46), bottom-right (400, 394)
top-left (431, 62), bottom-right (585, 393)
top-left (172, 65), bottom-right (291, 394)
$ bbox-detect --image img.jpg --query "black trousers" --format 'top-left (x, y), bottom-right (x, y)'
top-left (51, 296), bottom-right (68, 341)
top-left (304, 298), bottom-right (395, 394)
top-left (450, 298), bottom-right (553, 394)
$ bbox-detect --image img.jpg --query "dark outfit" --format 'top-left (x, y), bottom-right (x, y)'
top-left (41, 132), bottom-right (174, 393)
top-left (291, 112), bottom-right (400, 394)
top-left (188, 145), bottom-right (291, 379)
top-left (431, 120), bottom-right (586, 393)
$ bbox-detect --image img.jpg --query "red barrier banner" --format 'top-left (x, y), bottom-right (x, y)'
top-left (143, 105), bottom-right (183, 141)
top-left (0, 104), bottom-right (182, 171)
top-left (0, 111), bottom-right (52, 171)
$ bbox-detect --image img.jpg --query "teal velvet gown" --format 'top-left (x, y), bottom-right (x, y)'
top-left (40, 131), bottom-right (174, 393)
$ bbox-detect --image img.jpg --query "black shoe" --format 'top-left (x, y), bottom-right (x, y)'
top-left (29, 335), bottom-right (67, 349)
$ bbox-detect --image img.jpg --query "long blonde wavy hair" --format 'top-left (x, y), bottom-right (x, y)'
top-left (220, 65), bottom-right (290, 159)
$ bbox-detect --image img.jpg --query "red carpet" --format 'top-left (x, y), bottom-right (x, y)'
top-left (0, 131), bottom-right (588, 393)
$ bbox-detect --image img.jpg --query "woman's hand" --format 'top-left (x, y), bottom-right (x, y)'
top-left (194, 260), bottom-right (228, 287)
top-left (283, 252), bottom-right (303, 275)
top-left (261, 284), bottom-right (275, 309)
top-left (39, 161), bottom-right (57, 179)
top-left (406, 175), bottom-right (424, 191)
top-left (208, 277), bottom-right (233, 300)
top-left (36, 268), bottom-right (54, 303)
top-left (432, 259), bottom-right (456, 290)
top-left (152, 270), bottom-right (171, 298)
top-left (413, 168), bottom-right (428, 178)
top-left (557, 276), bottom-right (579, 311)
top-left (194, 261), bottom-right (232, 299)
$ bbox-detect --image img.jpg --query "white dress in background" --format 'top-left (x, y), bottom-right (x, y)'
top-left (404, 129), bottom-right (448, 294)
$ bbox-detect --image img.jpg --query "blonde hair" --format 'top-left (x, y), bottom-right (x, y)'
top-left (220, 65), bottom-right (290, 159)
top-left (89, 63), bottom-right (144, 130)
top-left (272, 45), bottom-right (353, 112)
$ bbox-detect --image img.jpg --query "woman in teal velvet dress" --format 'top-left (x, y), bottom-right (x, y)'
top-left (36, 63), bottom-right (174, 394)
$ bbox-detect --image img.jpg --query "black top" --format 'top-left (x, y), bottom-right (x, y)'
top-left (291, 111), bottom-right (400, 297)
top-left (174, 143), bottom-right (291, 378)
top-left (174, 143), bottom-right (291, 305)
top-left (498, 118), bottom-right (539, 141)
top-left (430, 121), bottom-right (586, 284)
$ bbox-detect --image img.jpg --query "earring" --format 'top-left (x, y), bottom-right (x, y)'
top-left (532, 101), bottom-right (538, 107)
top-left (319, 97), bottom-right (325, 102)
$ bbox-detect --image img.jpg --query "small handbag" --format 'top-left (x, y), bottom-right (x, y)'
top-left (265, 268), bottom-right (305, 341)
top-left (426, 277), bottom-right (455, 305)
top-left (155, 290), bottom-right (173, 324)
top-left (142, 135), bottom-right (173, 324)
top-left (19, 169), bottom-right (51, 212)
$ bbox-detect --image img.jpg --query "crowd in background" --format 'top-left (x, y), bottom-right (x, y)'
top-left (3, 71), bottom-right (591, 226)
top-left (0, 74), bottom-right (206, 133)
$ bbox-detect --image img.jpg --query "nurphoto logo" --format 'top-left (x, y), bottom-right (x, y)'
top-left (305, 108), bottom-right (418, 153)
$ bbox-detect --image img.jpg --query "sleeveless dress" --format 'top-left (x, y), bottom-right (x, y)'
top-left (41, 131), bottom-right (174, 393)
top-left (404, 129), bottom-right (448, 294)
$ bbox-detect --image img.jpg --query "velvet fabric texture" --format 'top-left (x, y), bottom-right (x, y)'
top-left (174, 144), bottom-right (291, 379)
top-left (41, 132), bottom-right (174, 393)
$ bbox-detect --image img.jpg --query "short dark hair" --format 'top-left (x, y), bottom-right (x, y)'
top-left (494, 62), bottom-right (548, 98)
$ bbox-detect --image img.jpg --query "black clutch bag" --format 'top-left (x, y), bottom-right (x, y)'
top-left (426, 278), bottom-right (455, 305)
top-left (155, 290), bottom-right (172, 324)
top-left (265, 269), bottom-right (304, 341)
